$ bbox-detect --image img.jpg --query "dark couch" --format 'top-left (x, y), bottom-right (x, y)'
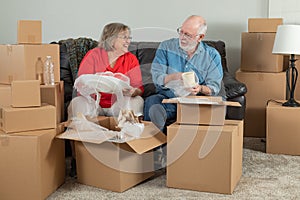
top-left (56, 38), bottom-right (247, 121)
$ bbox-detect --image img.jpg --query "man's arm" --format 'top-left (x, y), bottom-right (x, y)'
top-left (151, 45), bottom-right (168, 86)
top-left (151, 42), bottom-right (183, 86)
top-left (204, 51), bottom-right (223, 96)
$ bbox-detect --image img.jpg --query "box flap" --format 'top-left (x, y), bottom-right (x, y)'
top-left (162, 97), bottom-right (241, 107)
top-left (56, 118), bottom-right (166, 153)
top-left (126, 122), bottom-right (166, 154)
top-left (56, 129), bottom-right (115, 144)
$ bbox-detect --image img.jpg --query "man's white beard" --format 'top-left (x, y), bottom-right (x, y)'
top-left (179, 41), bottom-right (198, 52)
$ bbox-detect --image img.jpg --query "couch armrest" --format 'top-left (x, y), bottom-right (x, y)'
top-left (226, 95), bottom-right (246, 120)
top-left (223, 71), bottom-right (247, 99)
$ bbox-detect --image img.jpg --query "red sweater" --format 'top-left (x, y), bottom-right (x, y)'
top-left (78, 48), bottom-right (144, 108)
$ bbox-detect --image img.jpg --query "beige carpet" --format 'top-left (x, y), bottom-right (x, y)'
top-left (47, 138), bottom-right (300, 200)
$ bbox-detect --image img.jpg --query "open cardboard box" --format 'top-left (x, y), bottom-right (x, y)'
top-left (41, 81), bottom-right (64, 123)
top-left (57, 116), bottom-right (166, 192)
top-left (163, 96), bottom-right (241, 125)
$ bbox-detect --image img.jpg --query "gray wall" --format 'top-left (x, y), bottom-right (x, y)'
top-left (0, 0), bottom-right (269, 74)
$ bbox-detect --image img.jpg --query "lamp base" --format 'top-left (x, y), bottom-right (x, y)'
top-left (282, 98), bottom-right (300, 107)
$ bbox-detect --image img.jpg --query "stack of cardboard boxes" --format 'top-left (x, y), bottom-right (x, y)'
top-left (265, 24), bottom-right (300, 155)
top-left (236, 18), bottom-right (287, 138)
top-left (165, 96), bottom-right (243, 194)
top-left (0, 20), bottom-right (65, 200)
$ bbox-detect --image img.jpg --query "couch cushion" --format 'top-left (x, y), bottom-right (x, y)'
top-left (136, 42), bottom-right (160, 98)
top-left (133, 41), bottom-right (229, 98)
top-left (128, 42), bottom-right (138, 57)
top-left (203, 40), bottom-right (228, 72)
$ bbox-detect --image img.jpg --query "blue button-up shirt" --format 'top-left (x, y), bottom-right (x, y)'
top-left (151, 38), bottom-right (223, 95)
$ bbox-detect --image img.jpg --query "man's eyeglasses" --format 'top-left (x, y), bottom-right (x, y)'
top-left (118, 35), bottom-right (132, 40)
top-left (177, 28), bottom-right (200, 40)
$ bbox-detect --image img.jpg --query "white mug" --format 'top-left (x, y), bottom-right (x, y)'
top-left (182, 71), bottom-right (196, 87)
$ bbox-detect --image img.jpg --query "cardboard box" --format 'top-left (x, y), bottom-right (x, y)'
top-left (11, 80), bottom-right (41, 107)
top-left (0, 84), bottom-right (11, 107)
top-left (162, 96), bottom-right (240, 126)
top-left (241, 32), bottom-right (286, 72)
top-left (0, 129), bottom-right (65, 200)
top-left (0, 44), bottom-right (60, 84)
top-left (17, 20), bottom-right (42, 44)
top-left (57, 117), bottom-right (166, 192)
top-left (166, 120), bottom-right (243, 194)
top-left (248, 18), bottom-right (283, 33)
top-left (41, 81), bottom-right (64, 123)
top-left (236, 70), bottom-right (286, 137)
top-left (0, 104), bottom-right (56, 133)
top-left (266, 101), bottom-right (300, 155)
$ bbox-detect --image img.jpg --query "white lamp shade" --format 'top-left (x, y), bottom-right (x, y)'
top-left (272, 25), bottom-right (300, 55)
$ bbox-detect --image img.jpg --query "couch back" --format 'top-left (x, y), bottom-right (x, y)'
top-left (57, 38), bottom-right (246, 121)
top-left (58, 38), bottom-right (229, 101)
top-left (129, 40), bottom-right (228, 98)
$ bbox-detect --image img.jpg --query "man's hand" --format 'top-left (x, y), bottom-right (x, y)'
top-left (189, 84), bottom-right (201, 95)
top-left (188, 84), bottom-right (212, 96)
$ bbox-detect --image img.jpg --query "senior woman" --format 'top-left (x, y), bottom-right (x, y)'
top-left (67, 23), bottom-right (144, 177)
top-left (71, 22), bottom-right (144, 117)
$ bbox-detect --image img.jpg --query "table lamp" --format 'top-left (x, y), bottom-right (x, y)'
top-left (272, 25), bottom-right (300, 107)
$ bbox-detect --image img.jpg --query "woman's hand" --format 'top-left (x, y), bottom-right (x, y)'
top-left (122, 88), bottom-right (133, 96)
top-left (122, 88), bottom-right (142, 97)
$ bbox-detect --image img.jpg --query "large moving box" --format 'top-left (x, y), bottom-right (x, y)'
top-left (166, 120), bottom-right (243, 194)
top-left (241, 32), bottom-right (286, 72)
top-left (0, 129), bottom-right (65, 200)
top-left (266, 101), bottom-right (300, 155)
top-left (236, 70), bottom-right (286, 137)
top-left (58, 117), bottom-right (166, 192)
top-left (0, 44), bottom-right (60, 84)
